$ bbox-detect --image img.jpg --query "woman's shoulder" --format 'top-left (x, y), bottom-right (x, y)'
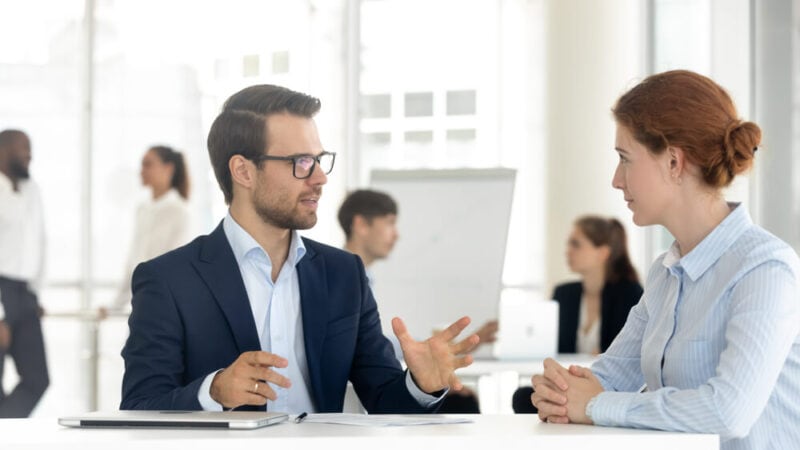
top-left (606, 278), bottom-right (643, 293)
top-left (708, 225), bottom-right (800, 287)
top-left (604, 278), bottom-right (644, 305)
top-left (552, 281), bottom-right (582, 300)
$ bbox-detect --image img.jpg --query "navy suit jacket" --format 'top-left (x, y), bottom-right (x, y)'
top-left (554, 279), bottom-right (643, 354)
top-left (120, 222), bottom-right (430, 413)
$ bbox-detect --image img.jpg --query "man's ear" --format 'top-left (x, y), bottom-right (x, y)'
top-left (352, 214), bottom-right (369, 236)
top-left (229, 155), bottom-right (256, 191)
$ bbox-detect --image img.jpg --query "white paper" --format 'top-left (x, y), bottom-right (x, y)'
top-left (298, 413), bottom-right (473, 427)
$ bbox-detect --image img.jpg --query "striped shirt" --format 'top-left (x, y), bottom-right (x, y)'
top-left (588, 203), bottom-right (800, 450)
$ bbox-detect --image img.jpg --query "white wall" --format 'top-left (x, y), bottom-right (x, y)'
top-left (543, 0), bottom-right (648, 292)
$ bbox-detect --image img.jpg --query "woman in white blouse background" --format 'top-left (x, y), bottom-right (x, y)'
top-left (106, 145), bottom-right (191, 313)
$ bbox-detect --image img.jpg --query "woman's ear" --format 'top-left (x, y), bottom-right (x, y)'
top-left (598, 244), bottom-right (612, 263)
top-left (667, 146), bottom-right (687, 183)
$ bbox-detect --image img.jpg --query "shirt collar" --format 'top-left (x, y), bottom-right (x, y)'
top-left (662, 202), bottom-right (752, 281)
top-left (223, 212), bottom-right (307, 269)
top-left (0, 172), bottom-right (14, 192)
top-left (151, 188), bottom-right (181, 205)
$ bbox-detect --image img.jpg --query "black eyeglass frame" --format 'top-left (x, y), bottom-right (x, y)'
top-left (248, 151), bottom-right (336, 179)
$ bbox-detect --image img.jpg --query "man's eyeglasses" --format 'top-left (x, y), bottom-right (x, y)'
top-left (249, 151), bottom-right (336, 180)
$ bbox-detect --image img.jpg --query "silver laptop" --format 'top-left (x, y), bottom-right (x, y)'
top-left (58, 410), bottom-right (288, 429)
top-left (492, 297), bottom-right (559, 360)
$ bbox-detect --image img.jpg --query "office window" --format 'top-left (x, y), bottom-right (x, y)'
top-left (651, 0), bottom-right (752, 259)
top-left (446, 128), bottom-right (476, 142)
top-left (243, 54), bottom-right (260, 77)
top-left (358, 0), bottom-right (545, 292)
top-left (362, 131), bottom-right (391, 148)
top-left (404, 130), bottom-right (434, 144)
top-left (271, 50), bottom-right (290, 74)
top-left (0, 0), bottom-right (85, 415)
top-left (404, 92), bottom-right (434, 117)
top-left (446, 90), bottom-right (476, 116)
top-left (0, 0), bottom-right (348, 417)
top-left (361, 93), bottom-right (391, 119)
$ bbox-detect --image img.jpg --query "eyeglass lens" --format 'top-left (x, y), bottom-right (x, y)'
top-left (294, 153), bottom-right (333, 178)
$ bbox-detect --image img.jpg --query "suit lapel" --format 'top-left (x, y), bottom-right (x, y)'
top-left (192, 222), bottom-right (261, 354)
top-left (297, 240), bottom-right (329, 408)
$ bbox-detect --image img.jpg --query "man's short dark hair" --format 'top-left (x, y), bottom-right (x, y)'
top-left (0, 129), bottom-right (26, 148)
top-left (207, 85), bottom-right (321, 204)
top-left (338, 189), bottom-right (398, 239)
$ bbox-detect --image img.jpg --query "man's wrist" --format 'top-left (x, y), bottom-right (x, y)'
top-left (408, 370), bottom-right (445, 397)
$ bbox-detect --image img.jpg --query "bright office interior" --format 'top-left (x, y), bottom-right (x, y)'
top-left (0, 0), bottom-right (798, 417)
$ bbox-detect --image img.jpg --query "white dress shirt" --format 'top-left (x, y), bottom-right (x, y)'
top-left (113, 188), bottom-right (190, 309)
top-left (0, 173), bottom-right (45, 320)
top-left (588, 203), bottom-right (800, 450)
top-left (198, 213), bottom-right (441, 413)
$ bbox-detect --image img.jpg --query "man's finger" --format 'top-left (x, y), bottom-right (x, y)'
top-left (254, 367), bottom-right (292, 389)
top-left (437, 316), bottom-right (471, 342)
top-left (448, 373), bottom-right (463, 391)
top-left (243, 391), bottom-right (268, 405)
top-left (451, 354), bottom-right (474, 370)
top-left (254, 382), bottom-right (279, 401)
top-left (450, 333), bottom-right (480, 355)
top-left (247, 351), bottom-right (288, 368)
top-left (391, 317), bottom-right (414, 346)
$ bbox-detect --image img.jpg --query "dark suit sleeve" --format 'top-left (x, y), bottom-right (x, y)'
top-left (346, 254), bottom-right (434, 414)
top-left (120, 261), bottom-right (205, 410)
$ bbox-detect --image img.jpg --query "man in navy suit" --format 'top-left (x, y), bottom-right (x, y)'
top-left (120, 85), bottom-right (478, 413)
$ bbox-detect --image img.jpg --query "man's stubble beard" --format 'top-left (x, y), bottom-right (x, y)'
top-left (253, 182), bottom-right (320, 231)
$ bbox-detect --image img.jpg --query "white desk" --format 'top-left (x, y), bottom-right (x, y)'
top-left (3, 415), bottom-right (717, 450)
top-left (458, 354), bottom-right (597, 413)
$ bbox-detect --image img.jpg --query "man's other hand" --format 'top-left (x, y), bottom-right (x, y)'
top-left (210, 351), bottom-right (291, 409)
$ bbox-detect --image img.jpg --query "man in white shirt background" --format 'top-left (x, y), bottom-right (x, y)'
top-left (0, 129), bottom-right (49, 418)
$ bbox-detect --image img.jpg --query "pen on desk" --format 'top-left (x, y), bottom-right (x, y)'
top-left (295, 412), bottom-right (308, 423)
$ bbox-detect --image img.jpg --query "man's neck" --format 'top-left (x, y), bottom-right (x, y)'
top-left (345, 241), bottom-right (374, 267)
top-left (230, 202), bottom-right (292, 282)
top-left (0, 166), bottom-right (18, 191)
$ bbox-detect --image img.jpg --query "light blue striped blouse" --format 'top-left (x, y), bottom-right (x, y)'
top-left (588, 203), bottom-right (800, 450)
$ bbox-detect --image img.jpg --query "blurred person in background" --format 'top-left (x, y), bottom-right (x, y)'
top-left (0, 129), bottom-right (49, 418)
top-left (512, 215), bottom-right (642, 413)
top-left (338, 188), bottom-right (498, 413)
top-left (103, 145), bottom-right (190, 314)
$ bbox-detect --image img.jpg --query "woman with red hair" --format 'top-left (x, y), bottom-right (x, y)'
top-left (531, 70), bottom-right (800, 450)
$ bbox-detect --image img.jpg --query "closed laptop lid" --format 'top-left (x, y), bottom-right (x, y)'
top-left (58, 410), bottom-right (288, 429)
top-left (493, 297), bottom-right (559, 360)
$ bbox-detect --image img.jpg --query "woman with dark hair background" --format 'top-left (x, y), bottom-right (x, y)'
top-left (512, 215), bottom-right (642, 413)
